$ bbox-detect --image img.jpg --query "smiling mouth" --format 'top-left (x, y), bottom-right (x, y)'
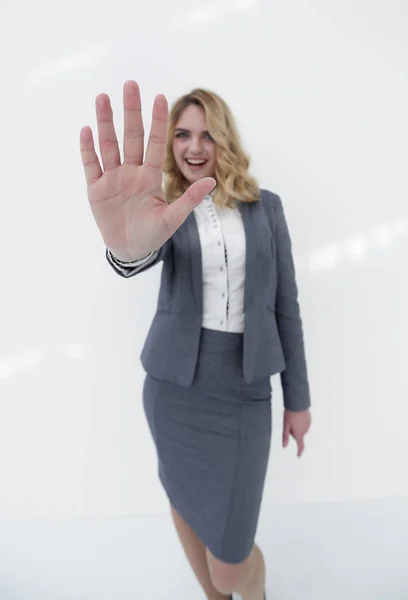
top-left (186, 159), bottom-right (207, 166)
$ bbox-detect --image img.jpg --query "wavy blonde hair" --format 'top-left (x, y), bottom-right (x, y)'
top-left (164, 89), bottom-right (260, 208)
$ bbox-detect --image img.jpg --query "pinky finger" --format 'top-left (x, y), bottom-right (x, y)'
top-left (80, 126), bottom-right (103, 186)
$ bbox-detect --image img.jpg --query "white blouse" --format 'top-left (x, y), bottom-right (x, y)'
top-left (107, 195), bottom-right (247, 333)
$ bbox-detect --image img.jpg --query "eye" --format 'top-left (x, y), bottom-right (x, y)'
top-left (204, 133), bottom-right (214, 141)
top-left (175, 132), bottom-right (188, 138)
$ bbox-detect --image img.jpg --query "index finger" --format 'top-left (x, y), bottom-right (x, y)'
top-left (297, 437), bottom-right (305, 457)
top-left (144, 94), bottom-right (168, 171)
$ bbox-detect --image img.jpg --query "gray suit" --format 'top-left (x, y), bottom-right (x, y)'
top-left (107, 189), bottom-right (310, 412)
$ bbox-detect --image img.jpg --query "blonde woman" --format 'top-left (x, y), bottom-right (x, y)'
top-left (80, 80), bottom-right (312, 600)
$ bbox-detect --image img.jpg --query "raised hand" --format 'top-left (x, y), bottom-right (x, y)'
top-left (80, 80), bottom-right (216, 261)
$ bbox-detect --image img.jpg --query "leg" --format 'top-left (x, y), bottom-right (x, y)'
top-left (206, 544), bottom-right (266, 600)
top-left (170, 504), bottom-right (231, 600)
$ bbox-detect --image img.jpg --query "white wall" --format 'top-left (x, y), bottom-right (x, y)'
top-left (1, 0), bottom-right (407, 522)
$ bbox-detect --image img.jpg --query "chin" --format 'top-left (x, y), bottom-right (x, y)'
top-left (189, 171), bottom-right (215, 185)
top-left (189, 174), bottom-right (207, 183)
top-left (182, 173), bottom-right (202, 185)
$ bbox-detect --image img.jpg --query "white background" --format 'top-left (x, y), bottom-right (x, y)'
top-left (1, 0), bottom-right (407, 597)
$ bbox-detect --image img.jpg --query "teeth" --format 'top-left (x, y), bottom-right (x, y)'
top-left (187, 159), bottom-right (206, 165)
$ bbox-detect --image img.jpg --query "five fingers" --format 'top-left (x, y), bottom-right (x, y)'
top-left (80, 81), bottom-right (169, 185)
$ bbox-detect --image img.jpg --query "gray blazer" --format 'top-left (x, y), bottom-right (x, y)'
top-left (107, 189), bottom-right (310, 412)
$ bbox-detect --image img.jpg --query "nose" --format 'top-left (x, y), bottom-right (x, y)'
top-left (188, 135), bottom-right (203, 154)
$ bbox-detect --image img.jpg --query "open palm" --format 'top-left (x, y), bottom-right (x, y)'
top-left (80, 80), bottom-right (216, 261)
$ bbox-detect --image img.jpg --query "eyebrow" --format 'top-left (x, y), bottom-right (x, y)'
top-left (174, 128), bottom-right (211, 135)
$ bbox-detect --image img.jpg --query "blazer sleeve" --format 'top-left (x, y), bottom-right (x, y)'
top-left (273, 194), bottom-right (311, 412)
top-left (105, 238), bottom-right (172, 278)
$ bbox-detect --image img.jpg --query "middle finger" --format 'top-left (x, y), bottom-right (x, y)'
top-left (123, 80), bottom-right (144, 166)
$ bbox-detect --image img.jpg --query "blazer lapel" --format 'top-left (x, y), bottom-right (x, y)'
top-left (186, 212), bottom-right (203, 313)
top-left (238, 201), bottom-right (257, 310)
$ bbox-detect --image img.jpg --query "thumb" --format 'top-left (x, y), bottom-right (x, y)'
top-left (166, 178), bottom-right (217, 229)
top-left (282, 424), bottom-right (290, 448)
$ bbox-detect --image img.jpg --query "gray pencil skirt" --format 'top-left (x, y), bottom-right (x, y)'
top-left (142, 327), bottom-right (272, 564)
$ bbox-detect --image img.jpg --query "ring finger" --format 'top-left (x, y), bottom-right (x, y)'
top-left (95, 93), bottom-right (121, 172)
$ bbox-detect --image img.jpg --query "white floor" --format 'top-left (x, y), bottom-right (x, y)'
top-left (0, 497), bottom-right (407, 600)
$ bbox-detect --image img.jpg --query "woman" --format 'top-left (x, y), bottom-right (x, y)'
top-left (80, 80), bottom-right (311, 600)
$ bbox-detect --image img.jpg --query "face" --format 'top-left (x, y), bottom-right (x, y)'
top-left (172, 104), bottom-right (217, 184)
